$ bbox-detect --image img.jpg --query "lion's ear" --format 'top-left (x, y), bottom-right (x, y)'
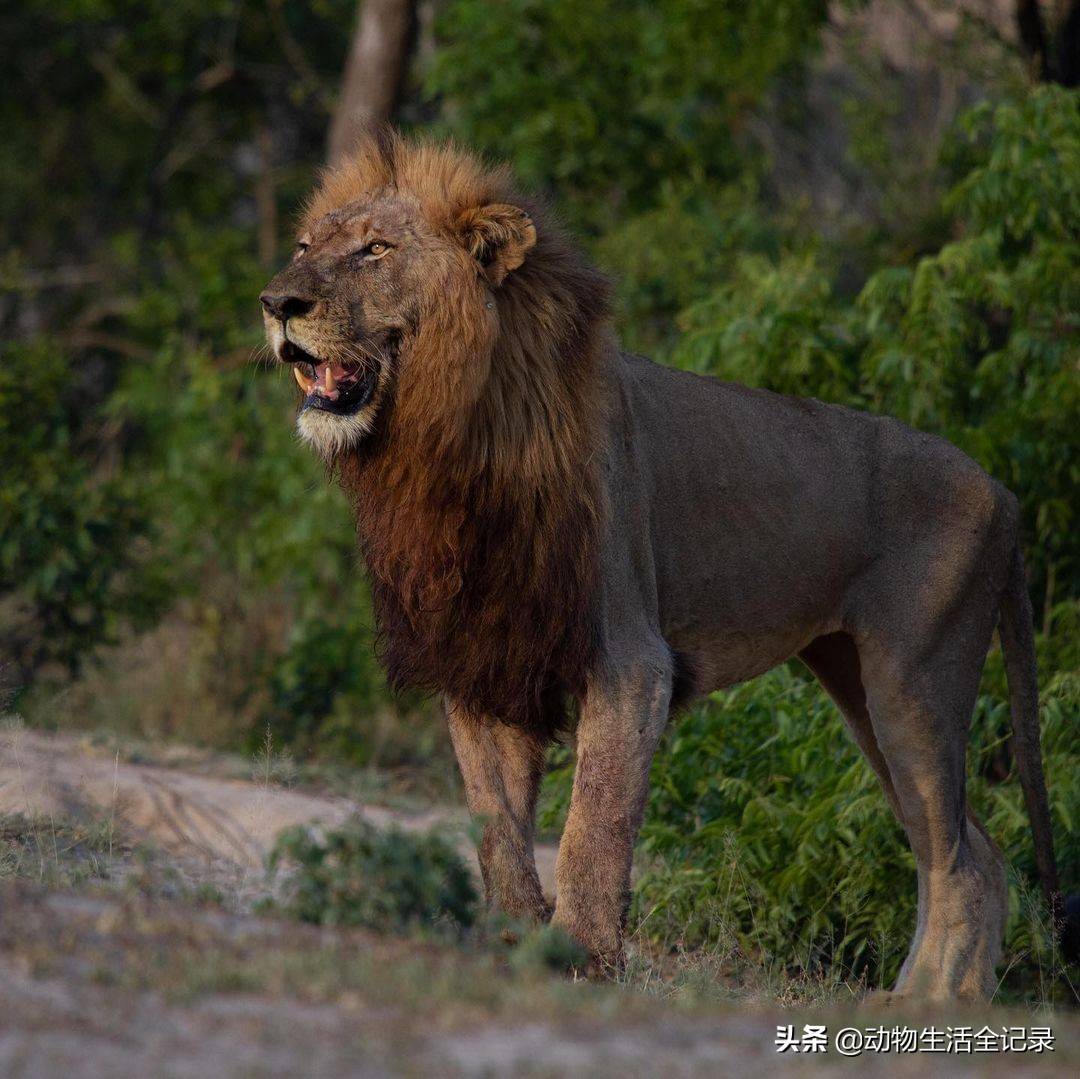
top-left (456, 203), bottom-right (537, 286)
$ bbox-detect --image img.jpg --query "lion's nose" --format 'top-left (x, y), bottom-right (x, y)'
top-left (260, 291), bottom-right (315, 322)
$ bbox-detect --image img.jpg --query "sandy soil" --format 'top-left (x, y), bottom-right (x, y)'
top-left (0, 725), bottom-right (557, 900)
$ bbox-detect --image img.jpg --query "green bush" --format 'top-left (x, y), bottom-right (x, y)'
top-left (261, 615), bottom-right (384, 757)
top-left (0, 340), bottom-right (164, 676)
top-left (506, 922), bottom-right (588, 975)
top-left (427, 0), bottom-right (830, 232)
top-left (266, 818), bottom-right (477, 935)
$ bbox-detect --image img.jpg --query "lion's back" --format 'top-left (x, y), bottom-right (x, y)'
top-left (605, 352), bottom-right (1013, 686)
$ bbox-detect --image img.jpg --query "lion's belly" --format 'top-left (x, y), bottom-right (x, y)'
top-left (656, 556), bottom-right (848, 690)
top-left (664, 608), bottom-right (842, 691)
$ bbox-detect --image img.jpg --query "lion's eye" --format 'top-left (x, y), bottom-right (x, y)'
top-left (349, 241), bottom-right (391, 267)
top-left (294, 241), bottom-right (309, 259)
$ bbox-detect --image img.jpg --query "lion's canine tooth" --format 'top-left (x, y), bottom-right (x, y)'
top-left (292, 366), bottom-right (313, 392)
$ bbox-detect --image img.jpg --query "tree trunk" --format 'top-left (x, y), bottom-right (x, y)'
top-left (1016, 0), bottom-right (1080, 85)
top-left (328, 0), bottom-right (417, 167)
top-left (1055, 0), bottom-right (1080, 86)
top-left (1016, 0), bottom-right (1050, 80)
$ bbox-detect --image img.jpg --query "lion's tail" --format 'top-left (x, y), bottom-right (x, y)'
top-left (998, 542), bottom-right (1073, 946)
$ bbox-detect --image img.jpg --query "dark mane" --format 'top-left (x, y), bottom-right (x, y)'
top-left (321, 133), bottom-right (612, 731)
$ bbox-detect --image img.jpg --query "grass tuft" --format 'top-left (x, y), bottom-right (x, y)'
top-left (0, 811), bottom-right (120, 887)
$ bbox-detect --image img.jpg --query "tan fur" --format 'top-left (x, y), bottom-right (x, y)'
top-left (262, 133), bottom-right (1061, 999)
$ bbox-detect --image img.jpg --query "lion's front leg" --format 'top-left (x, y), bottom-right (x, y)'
top-left (446, 702), bottom-right (550, 921)
top-left (552, 643), bottom-right (672, 970)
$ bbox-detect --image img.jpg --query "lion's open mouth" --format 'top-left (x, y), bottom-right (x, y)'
top-left (283, 340), bottom-right (377, 417)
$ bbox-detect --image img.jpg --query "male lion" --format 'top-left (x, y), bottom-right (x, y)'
top-left (261, 131), bottom-right (1064, 1000)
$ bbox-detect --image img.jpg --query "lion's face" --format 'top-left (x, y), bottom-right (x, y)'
top-left (260, 188), bottom-right (536, 458)
top-left (260, 194), bottom-right (436, 455)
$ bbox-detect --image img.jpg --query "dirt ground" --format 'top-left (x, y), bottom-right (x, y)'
top-left (0, 725), bottom-right (558, 893)
top-left (1, 725), bottom-right (1076, 1077)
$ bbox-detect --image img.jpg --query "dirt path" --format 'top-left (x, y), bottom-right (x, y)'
top-left (0, 727), bottom-right (557, 899)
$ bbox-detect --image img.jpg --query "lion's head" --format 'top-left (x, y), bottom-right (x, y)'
top-left (261, 131), bottom-right (552, 460)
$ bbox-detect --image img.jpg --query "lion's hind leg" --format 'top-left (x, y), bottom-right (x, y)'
top-left (802, 630), bottom-right (1005, 1000)
top-left (855, 594), bottom-right (1008, 1001)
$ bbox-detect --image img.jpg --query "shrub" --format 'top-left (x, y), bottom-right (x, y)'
top-left (426, 0), bottom-right (830, 232)
top-left (0, 341), bottom-right (163, 679)
top-left (266, 818), bottom-right (477, 935)
top-left (506, 922), bottom-right (588, 975)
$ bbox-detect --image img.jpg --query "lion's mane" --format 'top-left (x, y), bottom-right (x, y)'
top-left (320, 133), bottom-right (612, 731)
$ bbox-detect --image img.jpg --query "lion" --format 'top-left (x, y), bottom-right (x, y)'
top-left (260, 129), bottom-right (1065, 1000)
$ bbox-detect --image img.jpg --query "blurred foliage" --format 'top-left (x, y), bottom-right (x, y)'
top-left (0, 340), bottom-right (165, 675)
top-left (266, 818), bottom-right (477, 934)
top-left (1, 0), bottom-right (1077, 1000)
top-left (427, 0), bottom-right (832, 232)
top-left (2, 0), bottom-right (350, 265)
top-left (504, 921), bottom-right (589, 975)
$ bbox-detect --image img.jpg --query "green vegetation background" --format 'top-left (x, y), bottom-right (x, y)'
top-left (2, 1), bottom-right (1077, 999)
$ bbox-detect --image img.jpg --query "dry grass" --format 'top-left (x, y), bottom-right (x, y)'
top-left (20, 594), bottom-right (288, 751)
top-left (0, 810), bottom-right (233, 911)
top-left (0, 812), bottom-right (120, 888)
